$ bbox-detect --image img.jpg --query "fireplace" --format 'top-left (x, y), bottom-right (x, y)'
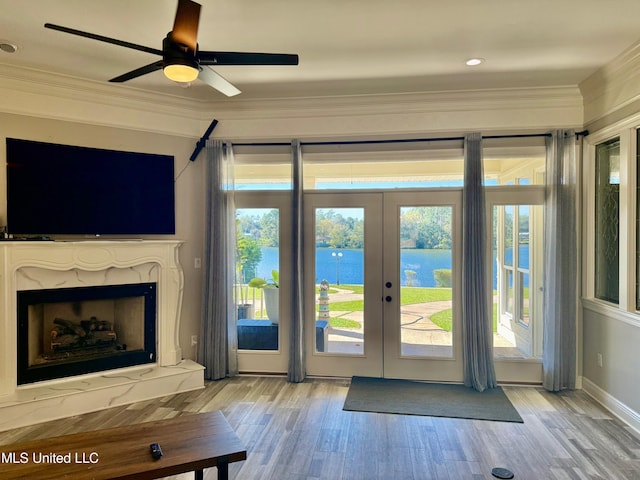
top-left (17, 283), bottom-right (157, 385)
top-left (0, 240), bottom-right (204, 432)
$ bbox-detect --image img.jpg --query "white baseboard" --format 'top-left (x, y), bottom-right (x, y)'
top-left (581, 376), bottom-right (640, 436)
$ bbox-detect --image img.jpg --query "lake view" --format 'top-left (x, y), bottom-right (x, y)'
top-left (255, 247), bottom-right (528, 288)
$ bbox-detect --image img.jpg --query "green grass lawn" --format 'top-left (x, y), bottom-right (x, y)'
top-left (336, 284), bottom-right (363, 294)
top-left (329, 317), bottom-right (361, 329)
top-left (431, 304), bottom-right (499, 332)
top-left (316, 284), bottom-right (503, 333)
top-left (329, 285), bottom-right (452, 311)
top-left (247, 283), bottom-right (501, 333)
top-left (400, 287), bottom-right (452, 303)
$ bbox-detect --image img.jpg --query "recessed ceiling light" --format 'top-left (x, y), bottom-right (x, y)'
top-left (465, 58), bottom-right (484, 66)
top-left (0, 41), bottom-right (18, 53)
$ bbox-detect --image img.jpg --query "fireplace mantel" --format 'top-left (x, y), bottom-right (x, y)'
top-left (0, 240), bottom-right (204, 430)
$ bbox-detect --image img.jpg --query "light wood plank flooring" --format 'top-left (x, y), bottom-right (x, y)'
top-left (1, 376), bottom-right (639, 479)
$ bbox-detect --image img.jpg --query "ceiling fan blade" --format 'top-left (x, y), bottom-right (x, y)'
top-left (44, 23), bottom-right (162, 56)
top-left (199, 51), bottom-right (299, 66)
top-left (109, 61), bottom-right (164, 82)
top-left (198, 67), bottom-right (241, 97)
top-left (171, 0), bottom-right (200, 51)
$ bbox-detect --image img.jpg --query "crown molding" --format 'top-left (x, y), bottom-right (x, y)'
top-left (580, 40), bottom-right (640, 124)
top-left (0, 63), bottom-right (204, 137)
top-left (205, 87), bottom-right (582, 141)
top-left (202, 86), bottom-right (583, 120)
top-left (0, 62), bottom-right (583, 138)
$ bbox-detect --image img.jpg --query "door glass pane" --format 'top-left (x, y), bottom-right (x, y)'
top-left (314, 208), bottom-right (365, 355)
top-left (399, 206), bottom-right (453, 357)
top-left (236, 208), bottom-right (279, 351)
top-left (594, 138), bottom-right (620, 304)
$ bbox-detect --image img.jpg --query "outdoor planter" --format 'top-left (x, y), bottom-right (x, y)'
top-left (263, 287), bottom-right (279, 324)
top-left (248, 270), bottom-right (280, 325)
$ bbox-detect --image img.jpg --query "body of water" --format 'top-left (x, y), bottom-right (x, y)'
top-left (256, 246), bottom-right (528, 288)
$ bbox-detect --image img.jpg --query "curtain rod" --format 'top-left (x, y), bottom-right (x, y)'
top-left (232, 130), bottom-right (588, 148)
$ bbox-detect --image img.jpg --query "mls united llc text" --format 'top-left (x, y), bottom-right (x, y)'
top-left (1, 451), bottom-right (99, 464)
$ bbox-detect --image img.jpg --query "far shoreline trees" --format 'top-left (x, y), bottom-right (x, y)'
top-left (238, 207), bottom-right (457, 251)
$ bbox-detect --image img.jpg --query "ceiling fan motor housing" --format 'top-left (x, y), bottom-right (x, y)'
top-left (163, 33), bottom-right (199, 71)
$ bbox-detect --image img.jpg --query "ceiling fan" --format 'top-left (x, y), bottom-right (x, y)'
top-left (44, 0), bottom-right (299, 97)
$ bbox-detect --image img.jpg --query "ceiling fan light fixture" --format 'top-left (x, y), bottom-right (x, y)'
top-left (163, 62), bottom-right (199, 82)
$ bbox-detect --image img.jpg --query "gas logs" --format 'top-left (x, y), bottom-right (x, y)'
top-left (50, 317), bottom-right (117, 352)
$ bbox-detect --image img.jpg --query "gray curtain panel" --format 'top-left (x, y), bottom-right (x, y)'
top-left (288, 139), bottom-right (306, 382)
top-left (542, 130), bottom-right (577, 391)
top-left (462, 132), bottom-right (497, 392)
top-left (199, 139), bottom-right (238, 380)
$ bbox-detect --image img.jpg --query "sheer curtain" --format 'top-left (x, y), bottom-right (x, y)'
top-left (462, 132), bottom-right (497, 392)
top-left (543, 130), bottom-right (578, 391)
top-left (288, 140), bottom-right (306, 382)
top-left (199, 139), bottom-right (238, 380)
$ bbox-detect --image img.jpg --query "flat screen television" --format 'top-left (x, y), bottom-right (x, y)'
top-left (6, 138), bottom-right (175, 236)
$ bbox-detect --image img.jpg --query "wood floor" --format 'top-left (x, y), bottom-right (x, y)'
top-left (1, 376), bottom-right (639, 479)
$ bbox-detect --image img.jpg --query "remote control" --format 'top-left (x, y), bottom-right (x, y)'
top-left (150, 443), bottom-right (163, 460)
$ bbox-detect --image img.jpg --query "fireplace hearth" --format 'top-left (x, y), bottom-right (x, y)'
top-left (17, 283), bottom-right (157, 385)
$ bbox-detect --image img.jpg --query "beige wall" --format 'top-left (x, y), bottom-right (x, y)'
top-left (582, 305), bottom-right (640, 414)
top-left (0, 112), bottom-right (205, 361)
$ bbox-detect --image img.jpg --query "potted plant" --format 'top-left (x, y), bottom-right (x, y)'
top-left (248, 270), bottom-right (279, 324)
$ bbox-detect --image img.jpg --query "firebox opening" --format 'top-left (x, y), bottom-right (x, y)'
top-left (17, 283), bottom-right (157, 385)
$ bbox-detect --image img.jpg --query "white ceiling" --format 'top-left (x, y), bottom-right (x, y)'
top-left (1, 0), bottom-right (640, 101)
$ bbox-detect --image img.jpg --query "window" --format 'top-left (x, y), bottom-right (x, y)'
top-left (483, 137), bottom-right (546, 186)
top-left (302, 141), bottom-right (464, 189)
top-left (234, 145), bottom-right (293, 190)
top-left (232, 147), bottom-right (292, 372)
top-left (492, 203), bottom-right (543, 358)
top-left (235, 207), bottom-right (280, 351)
top-left (594, 137), bottom-right (620, 304)
top-left (485, 137), bottom-right (545, 359)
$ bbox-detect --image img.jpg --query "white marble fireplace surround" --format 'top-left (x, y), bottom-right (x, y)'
top-left (0, 240), bottom-right (204, 431)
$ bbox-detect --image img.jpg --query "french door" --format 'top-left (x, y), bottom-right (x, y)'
top-left (304, 190), bottom-right (463, 381)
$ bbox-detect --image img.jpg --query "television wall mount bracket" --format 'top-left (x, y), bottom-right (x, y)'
top-left (189, 118), bottom-right (218, 161)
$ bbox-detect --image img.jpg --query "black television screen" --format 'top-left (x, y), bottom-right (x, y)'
top-left (6, 138), bottom-right (175, 236)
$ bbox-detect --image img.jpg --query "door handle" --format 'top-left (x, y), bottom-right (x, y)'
top-left (385, 282), bottom-right (392, 288)
top-left (385, 296), bottom-right (392, 302)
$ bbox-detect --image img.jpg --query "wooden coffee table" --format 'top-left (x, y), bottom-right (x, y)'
top-left (0, 410), bottom-right (246, 479)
